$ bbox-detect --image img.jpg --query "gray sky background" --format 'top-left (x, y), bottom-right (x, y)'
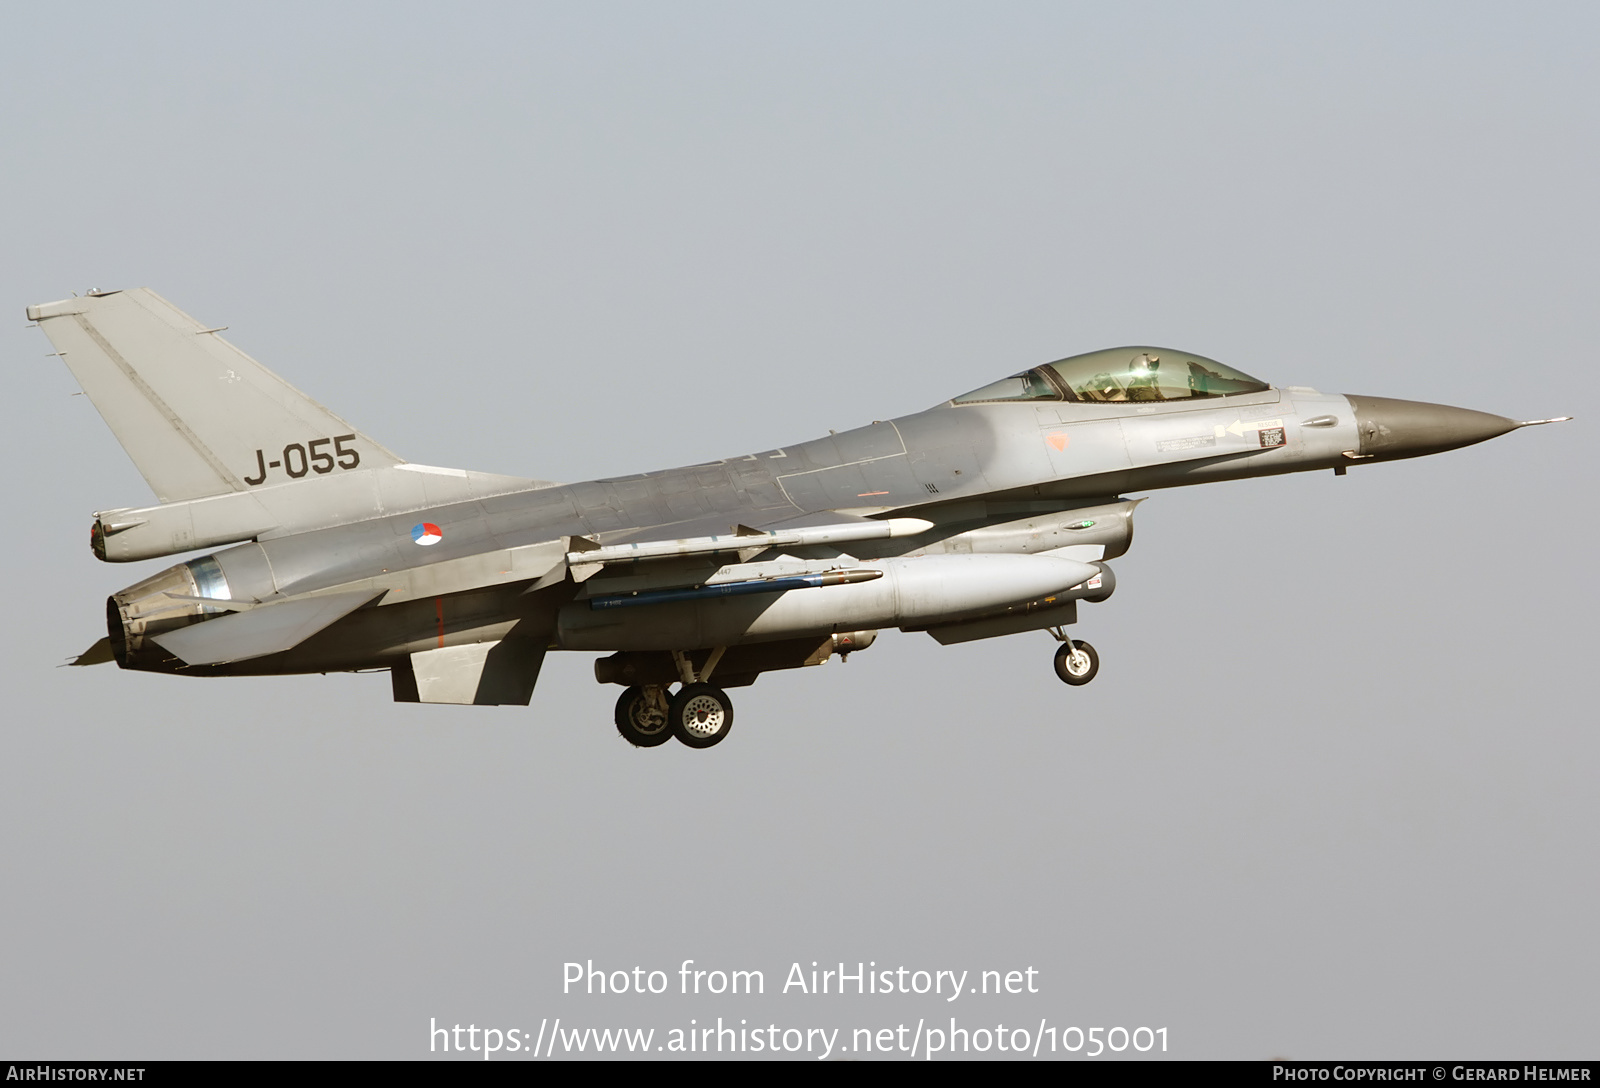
top-left (2, 1), bottom-right (1595, 1059)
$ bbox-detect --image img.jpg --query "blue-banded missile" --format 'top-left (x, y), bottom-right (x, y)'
top-left (589, 569), bottom-right (884, 610)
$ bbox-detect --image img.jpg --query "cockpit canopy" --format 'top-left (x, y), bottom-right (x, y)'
top-left (951, 347), bottom-right (1271, 406)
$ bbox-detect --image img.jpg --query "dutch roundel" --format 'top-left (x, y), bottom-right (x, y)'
top-left (411, 522), bottom-right (443, 546)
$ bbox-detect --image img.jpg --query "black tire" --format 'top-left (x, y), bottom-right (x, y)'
top-left (1053, 640), bottom-right (1100, 686)
top-left (615, 685), bottom-right (673, 747)
top-left (669, 683), bottom-right (734, 749)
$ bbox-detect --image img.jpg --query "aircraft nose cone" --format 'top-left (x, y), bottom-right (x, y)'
top-left (1345, 395), bottom-right (1519, 461)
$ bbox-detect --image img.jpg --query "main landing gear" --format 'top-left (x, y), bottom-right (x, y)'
top-left (614, 649), bottom-right (735, 749)
top-left (1048, 627), bottom-right (1100, 686)
top-left (614, 683), bottom-right (735, 748)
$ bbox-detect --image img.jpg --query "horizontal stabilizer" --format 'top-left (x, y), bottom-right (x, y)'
top-left (153, 589), bottom-right (383, 665)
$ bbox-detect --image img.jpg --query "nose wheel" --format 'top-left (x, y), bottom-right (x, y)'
top-left (1052, 639), bottom-right (1099, 686)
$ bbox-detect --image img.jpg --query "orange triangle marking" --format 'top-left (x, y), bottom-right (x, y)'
top-left (1046, 432), bottom-right (1069, 452)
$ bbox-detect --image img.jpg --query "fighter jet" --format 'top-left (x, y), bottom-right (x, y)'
top-left (34, 288), bottom-right (1569, 748)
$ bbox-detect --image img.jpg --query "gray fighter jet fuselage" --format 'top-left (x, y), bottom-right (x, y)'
top-left (35, 288), bottom-right (1567, 748)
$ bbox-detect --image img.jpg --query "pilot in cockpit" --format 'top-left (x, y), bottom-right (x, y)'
top-left (1125, 353), bottom-right (1161, 401)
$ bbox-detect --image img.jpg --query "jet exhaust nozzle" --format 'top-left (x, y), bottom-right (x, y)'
top-left (106, 557), bottom-right (233, 670)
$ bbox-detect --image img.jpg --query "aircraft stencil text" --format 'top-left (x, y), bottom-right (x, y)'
top-left (428, 1016), bottom-right (1168, 1059)
top-left (242, 434), bottom-right (360, 485)
top-left (560, 960), bottom-right (1037, 1002)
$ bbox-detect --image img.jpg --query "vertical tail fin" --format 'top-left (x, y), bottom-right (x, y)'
top-left (29, 288), bottom-right (402, 503)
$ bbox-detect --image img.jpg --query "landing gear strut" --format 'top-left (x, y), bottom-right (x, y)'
top-left (1049, 628), bottom-right (1099, 686)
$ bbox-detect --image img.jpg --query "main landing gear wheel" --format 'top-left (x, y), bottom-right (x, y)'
top-left (670, 683), bottom-right (734, 749)
top-left (615, 685), bottom-right (672, 748)
top-left (1053, 640), bottom-right (1099, 686)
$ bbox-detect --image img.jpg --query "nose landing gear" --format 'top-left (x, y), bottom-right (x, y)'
top-left (1048, 627), bottom-right (1100, 686)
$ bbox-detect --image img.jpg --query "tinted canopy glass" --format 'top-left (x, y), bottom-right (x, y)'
top-left (951, 347), bottom-right (1270, 405)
